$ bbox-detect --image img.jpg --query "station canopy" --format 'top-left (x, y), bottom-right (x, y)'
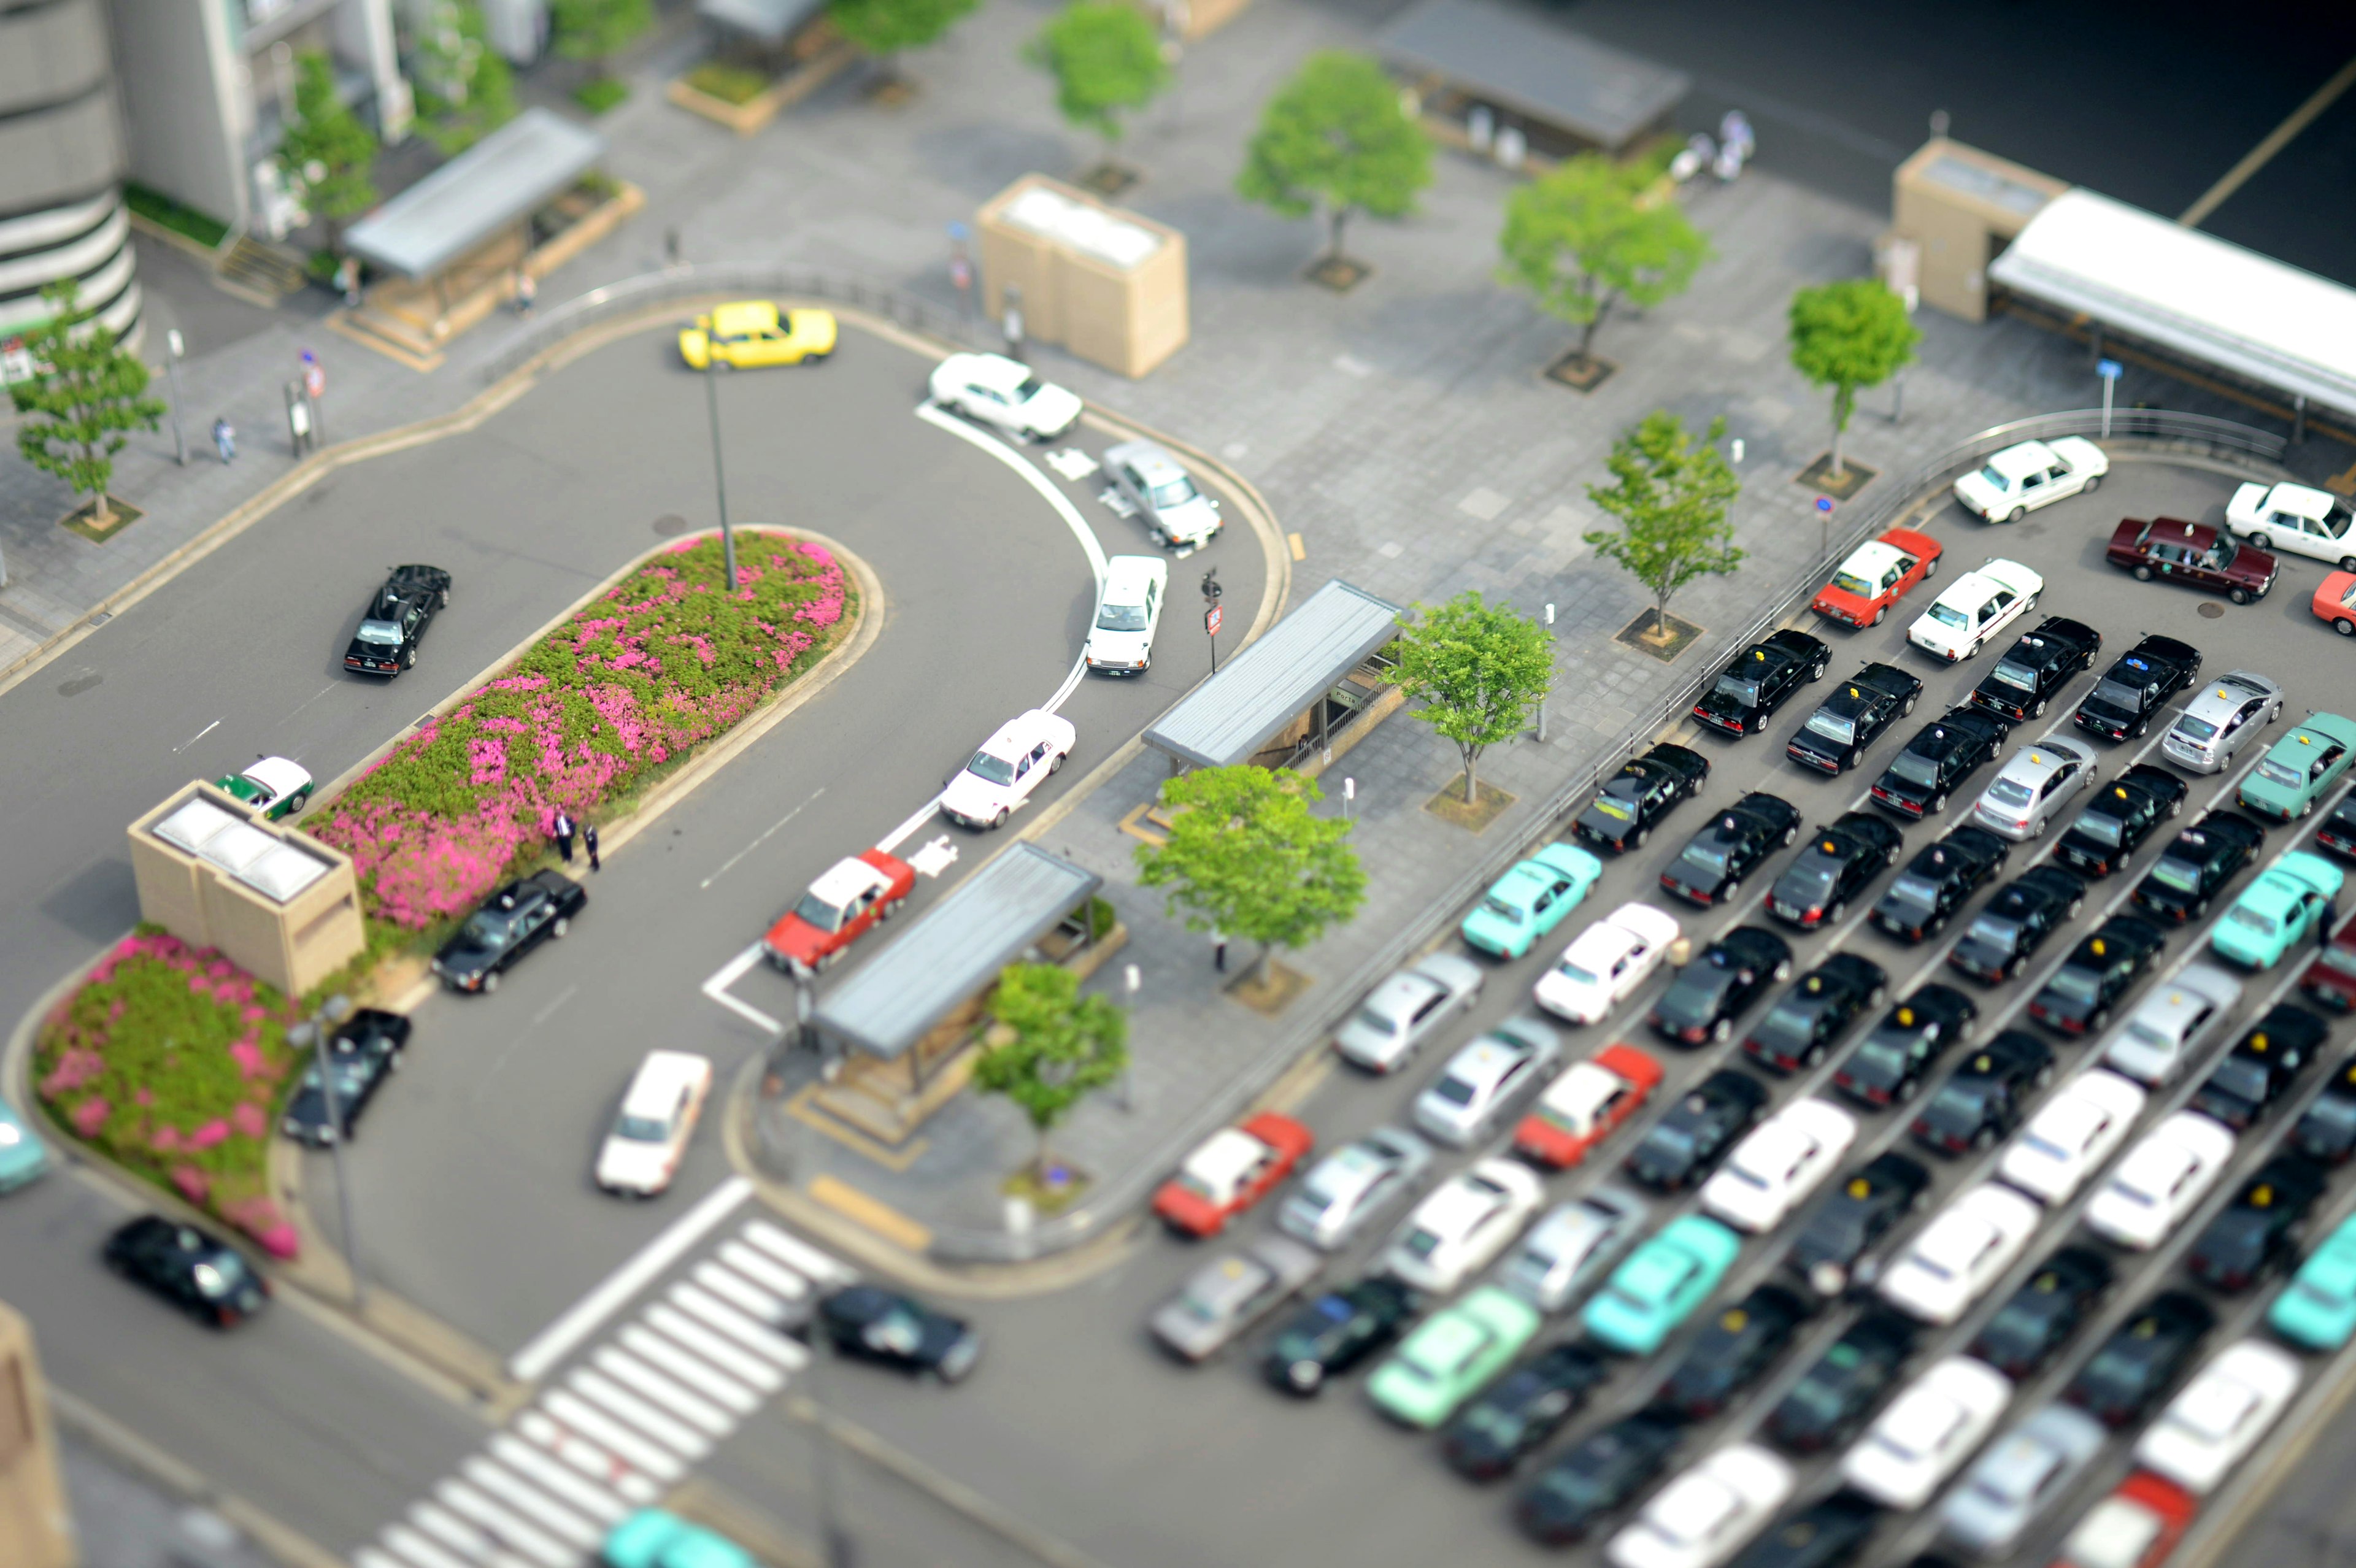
top-left (1375, 0), bottom-right (1689, 152)
top-left (698, 0), bottom-right (826, 44)
top-left (813, 844), bottom-right (1101, 1061)
top-left (342, 108), bottom-right (606, 280)
top-left (1989, 189), bottom-right (2356, 421)
top-left (1142, 578), bottom-right (1403, 771)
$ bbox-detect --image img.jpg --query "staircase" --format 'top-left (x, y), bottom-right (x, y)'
top-left (214, 234), bottom-right (310, 306)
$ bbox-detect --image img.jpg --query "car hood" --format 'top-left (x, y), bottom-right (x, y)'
top-left (2104, 1037), bottom-right (2174, 1081)
top-left (940, 771), bottom-right (1014, 820)
top-left (1910, 613), bottom-right (1973, 653)
top-left (596, 1139), bottom-right (675, 1193)
top-left (763, 913), bottom-right (827, 966)
top-left (1334, 1018), bottom-right (1409, 1065)
top-left (1087, 626), bottom-right (1153, 663)
top-left (1018, 384), bottom-right (1084, 429)
top-left (1157, 494), bottom-right (1222, 544)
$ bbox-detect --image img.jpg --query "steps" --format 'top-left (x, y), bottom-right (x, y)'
top-left (214, 235), bottom-right (310, 306)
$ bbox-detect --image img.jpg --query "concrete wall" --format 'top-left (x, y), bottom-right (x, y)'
top-left (107, 0), bottom-right (248, 230)
top-left (0, 1302), bottom-right (75, 1568)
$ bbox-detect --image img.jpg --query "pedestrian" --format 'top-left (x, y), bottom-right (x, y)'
top-left (664, 227), bottom-right (682, 272)
top-left (1211, 925), bottom-right (1227, 973)
top-left (212, 416), bottom-right (236, 464)
top-left (336, 255), bottom-right (361, 309)
top-left (1001, 283), bottom-right (1025, 361)
top-left (514, 269), bottom-right (536, 317)
top-left (553, 810), bottom-right (576, 864)
top-left (583, 822), bottom-right (601, 873)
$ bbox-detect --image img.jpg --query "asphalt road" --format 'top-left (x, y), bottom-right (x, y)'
top-left (722, 456), bottom-right (2356, 1568)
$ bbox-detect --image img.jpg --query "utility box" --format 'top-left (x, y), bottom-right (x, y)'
top-left (977, 175), bottom-right (1188, 379)
top-left (128, 783), bottom-right (366, 998)
top-left (1890, 138), bottom-right (2067, 323)
top-left (0, 1302), bottom-right (74, 1568)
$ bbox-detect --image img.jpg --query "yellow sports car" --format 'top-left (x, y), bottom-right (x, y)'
top-left (678, 301), bottom-right (837, 369)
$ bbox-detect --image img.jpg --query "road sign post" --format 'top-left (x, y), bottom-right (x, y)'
top-left (2097, 358), bottom-right (2122, 439)
top-left (1814, 493), bottom-right (1836, 559)
top-left (1204, 602), bottom-right (1223, 674)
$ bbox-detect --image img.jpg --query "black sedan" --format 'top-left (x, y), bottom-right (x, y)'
top-left (2187, 1156), bottom-right (2329, 1292)
top-left (1869, 705), bottom-right (2013, 819)
top-left (1869, 824), bottom-right (2011, 943)
top-left (818, 1285), bottom-right (982, 1381)
top-left (1966, 1245), bottom-right (2112, 1380)
top-left (1515, 1411), bottom-right (1684, 1546)
top-left (1742, 953), bottom-right (1889, 1075)
top-left (1658, 1285), bottom-right (1811, 1423)
top-left (1650, 926), bottom-right (1794, 1046)
top-left (1661, 793), bottom-right (1803, 908)
top-left (1625, 1069), bottom-right (1769, 1191)
top-left (2064, 1291), bottom-right (2215, 1429)
top-left (1261, 1277), bottom-right (1419, 1396)
top-left (2025, 915), bottom-right (2168, 1035)
top-left (1785, 663), bottom-right (1924, 773)
top-left (1763, 1310), bottom-right (1917, 1453)
top-left (344, 563), bottom-right (452, 675)
top-left (1910, 1030), bottom-right (2054, 1155)
top-left (1946, 864), bottom-right (2087, 983)
top-left (280, 1006), bottom-right (412, 1145)
top-left (1693, 629), bottom-right (1830, 737)
top-left (1728, 1493), bottom-right (1882, 1568)
top-left (433, 870), bottom-right (588, 993)
top-left (1572, 744), bottom-right (1711, 853)
top-left (103, 1215), bottom-right (270, 1328)
top-left (1831, 985), bottom-right (1979, 1109)
top-left (2053, 764), bottom-right (2190, 877)
top-left (1968, 615), bottom-right (2102, 722)
top-left (2131, 812), bottom-right (2268, 924)
top-left (1440, 1340), bottom-right (1611, 1480)
top-left (1782, 1153), bottom-right (1933, 1298)
top-left (2319, 786), bottom-right (2356, 860)
top-left (2072, 634), bottom-right (2201, 742)
top-left (2295, 1055), bottom-right (2356, 1164)
top-left (1766, 812), bottom-right (1905, 931)
top-left (2190, 1004), bottom-right (2331, 1130)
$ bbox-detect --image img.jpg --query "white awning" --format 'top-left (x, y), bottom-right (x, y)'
top-left (342, 108), bottom-right (606, 280)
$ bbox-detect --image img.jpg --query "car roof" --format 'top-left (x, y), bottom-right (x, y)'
top-left (1988, 440), bottom-right (2058, 476)
top-left (1101, 554), bottom-right (1167, 596)
top-left (1183, 1127), bottom-right (1271, 1192)
top-left (979, 709), bottom-right (1057, 756)
top-left (622, 1051), bottom-right (710, 1118)
top-left (241, 755), bottom-right (310, 797)
top-left (711, 301), bottom-right (779, 334)
top-left (1184, 1251), bottom-right (1273, 1313)
top-left (2000, 741), bottom-right (2089, 782)
top-left (949, 352), bottom-right (1030, 389)
top-left (1839, 539), bottom-right (1908, 579)
top-left (808, 856), bottom-right (890, 908)
top-left (2262, 482), bottom-right (2336, 519)
top-left (1103, 439), bottom-right (1185, 479)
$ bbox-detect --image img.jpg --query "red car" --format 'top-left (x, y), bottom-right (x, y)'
top-left (2314, 569), bottom-right (2356, 636)
top-left (1150, 1112), bottom-right (1314, 1236)
top-left (1810, 527), bottom-right (1944, 628)
top-left (2049, 1470), bottom-right (2196, 1568)
top-left (762, 850), bottom-right (916, 976)
top-left (2302, 912), bottom-right (2356, 1013)
top-left (2106, 517), bottom-right (2278, 604)
top-left (1512, 1043), bottom-right (1663, 1168)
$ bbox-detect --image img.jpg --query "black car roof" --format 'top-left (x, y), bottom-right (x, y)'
top-left (1642, 743), bottom-right (1709, 777)
top-left (1715, 926), bottom-right (1793, 967)
top-left (1966, 1030), bottom-right (2051, 1074)
top-left (2125, 632), bottom-right (2200, 664)
top-left (1813, 952), bottom-right (1888, 991)
top-left (1699, 1067), bottom-right (1770, 1105)
top-left (2176, 812), bottom-right (2268, 853)
top-left (2231, 1155), bottom-right (2328, 1207)
top-left (2240, 1004), bottom-right (2333, 1055)
top-left (1853, 662), bottom-right (1920, 696)
top-left (1762, 628), bottom-right (1828, 660)
top-left (2016, 615), bottom-right (2101, 651)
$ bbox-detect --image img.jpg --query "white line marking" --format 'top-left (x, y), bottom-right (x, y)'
top-left (745, 1218), bottom-right (858, 1285)
top-left (717, 1240), bottom-right (814, 1304)
top-left (382, 1524), bottom-right (477, 1568)
top-left (509, 1175), bottom-right (753, 1382)
top-left (668, 1280), bottom-right (809, 1369)
top-left (529, 985), bottom-right (578, 1028)
top-left (361, 1547), bottom-right (423, 1568)
top-left (593, 1345), bottom-right (733, 1434)
top-left (284, 682), bottom-right (336, 723)
top-left (914, 401), bottom-right (1108, 588)
top-left (645, 1302), bottom-right (788, 1390)
top-left (620, 1323), bottom-right (763, 1413)
top-left (407, 1502), bottom-right (498, 1564)
top-left (697, 944), bottom-right (783, 1034)
top-left (693, 1258), bottom-right (788, 1323)
top-left (489, 1434), bottom-right (631, 1524)
top-left (568, 1369), bottom-right (712, 1461)
top-left (434, 1479), bottom-right (571, 1568)
top-left (1044, 654), bottom-right (1088, 716)
top-left (518, 1409), bottom-right (664, 1505)
top-left (173, 718), bottom-right (221, 753)
top-left (702, 787), bottom-right (825, 889)
top-left (542, 1388), bottom-right (689, 1478)
top-left (877, 796), bottom-right (947, 855)
top-left (460, 1456), bottom-right (602, 1549)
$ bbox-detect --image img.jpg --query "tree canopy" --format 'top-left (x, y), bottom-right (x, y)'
top-left (1498, 154), bottom-right (1711, 358)
top-left (1388, 591), bottom-right (1553, 805)
top-left (550, 0), bottom-right (652, 65)
top-left (278, 50), bottom-right (379, 237)
top-left (1788, 279), bottom-right (1920, 475)
top-left (1026, 2), bottom-right (1169, 153)
top-left (1236, 52), bottom-right (1432, 266)
top-left (1584, 410), bottom-right (1744, 636)
top-left (1136, 765), bottom-right (1365, 980)
top-left (412, 1), bottom-right (517, 155)
top-left (972, 962), bottom-right (1128, 1175)
top-left (9, 280), bottom-right (165, 528)
top-left (830, 0), bottom-right (980, 62)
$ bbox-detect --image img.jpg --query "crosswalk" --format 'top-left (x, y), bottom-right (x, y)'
top-left (355, 1217), bottom-right (856, 1568)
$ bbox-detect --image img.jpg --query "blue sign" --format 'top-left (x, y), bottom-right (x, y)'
top-left (1814, 495), bottom-right (1835, 513)
top-left (2096, 358), bottom-right (2123, 381)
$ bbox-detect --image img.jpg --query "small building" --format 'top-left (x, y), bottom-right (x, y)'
top-left (128, 782), bottom-right (364, 997)
top-left (0, 1302), bottom-right (72, 1568)
top-left (977, 175), bottom-right (1188, 379)
top-left (1890, 139), bottom-right (2067, 323)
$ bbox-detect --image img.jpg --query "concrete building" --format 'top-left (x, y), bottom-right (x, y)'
top-left (0, 1302), bottom-right (75, 1568)
top-left (0, 0), bottom-right (141, 373)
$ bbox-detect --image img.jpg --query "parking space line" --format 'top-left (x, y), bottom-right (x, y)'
top-left (510, 1174), bottom-right (754, 1382)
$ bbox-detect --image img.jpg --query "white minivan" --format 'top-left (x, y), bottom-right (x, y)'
top-left (1084, 555), bottom-right (1168, 676)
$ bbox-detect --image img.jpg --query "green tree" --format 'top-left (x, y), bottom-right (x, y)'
top-left (412, 0), bottom-right (517, 155)
top-left (277, 50), bottom-right (379, 246)
top-left (1584, 410), bottom-right (1744, 642)
top-left (1136, 765), bottom-right (1366, 984)
top-left (1787, 279), bottom-right (1921, 479)
top-left (829, 0), bottom-right (980, 79)
top-left (1498, 153), bottom-right (1711, 361)
top-left (1025, 2), bottom-right (1169, 167)
top-left (1388, 591), bottom-right (1553, 806)
top-left (9, 280), bottom-right (165, 529)
top-left (1236, 51), bottom-right (1433, 271)
top-left (971, 963), bottom-right (1128, 1177)
top-left (551, 0), bottom-right (650, 101)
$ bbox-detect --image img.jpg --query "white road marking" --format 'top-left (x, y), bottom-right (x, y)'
top-left (381, 1524), bottom-right (476, 1568)
top-left (877, 797), bottom-right (948, 855)
top-left (717, 1239), bottom-right (814, 1305)
top-left (645, 1302), bottom-right (787, 1390)
top-left (592, 1345), bottom-right (733, 1435)
top-left (621, 1323), bottom-right (763, 1413)
top-left (433, 1479), bottom-right (571, 1568)
top-left (745, 1218), bottom-right (858, 1285)
top-left (459, 1456), bottom-right (602, 1549)
top-left (907, 834), bottom-right (959, 878)
top-left (488, 1434), bottom-right (631, 1524)
top-left (407, 1502), bottom-right (499, 1564)
top-left (529, 985), bottom-right (578, 1028)
top-left (283, 682), bottom-right (336, 723)
top-left (173, 718), bottom-right (221, 753)
top-left (701, 787), bottom-right (825, 889)
top-left (668, 1280), bottom-right (809, 1369)
top-left (693, 1258), bottom-right (788, 1323)
top-left (509, 1175), bottom-right (753, 1382)
top-left (543, 1386), bottom-right (690, 1477)
top-left (518, 1408), bottom-right (664, 1505)
top-left (697, 944), bottom-right (782, 1035)
top-left (568, 1367), bottom-right (712, 1460)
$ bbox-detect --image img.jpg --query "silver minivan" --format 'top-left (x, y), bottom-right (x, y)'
top-left (1105, 439), bottom-right (1223, 550)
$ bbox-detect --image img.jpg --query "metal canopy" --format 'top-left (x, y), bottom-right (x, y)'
top-left (1142, 578), bottom-right (1403, 771)
top-left (1990, 189), bottom-right (2356, 422)
top-left (698, 0), bottom-right (826, 43)
top-left (342, 108), bottom-right (606, 280)
top-left (1376, 0), bottom-right (1689, 152)
top-left (814, 844), bottom-right (1102, 1061)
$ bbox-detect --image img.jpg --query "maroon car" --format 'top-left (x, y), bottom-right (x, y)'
top-left (2303, 913), bottom-right (2356, 1013)
top-left (2106, 517), bottom-right (2277, 604)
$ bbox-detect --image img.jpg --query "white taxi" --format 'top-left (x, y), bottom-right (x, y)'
top-left (941, 709), bottom-right (1076, 829)
top-left (1084, 555), bottom-right (1168, 676)
top-left (1954, 438), bottom-right (2108, 523)
top-left (928, 352), bottom-right (1082, 441)
top-left (1908, 558), bottom-right (2044, 663)
top-left (595, 1050), bottom-right (714, 1197)
top-left (1534, 902), bottom-right (1682, 1024)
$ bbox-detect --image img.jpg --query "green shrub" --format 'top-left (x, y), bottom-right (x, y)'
top-left (687, 62), bottom-right (774, 104)
top-left (124, 183), bottom-right (231, 250)
top-left (574, 76), bottom-right (630, 113)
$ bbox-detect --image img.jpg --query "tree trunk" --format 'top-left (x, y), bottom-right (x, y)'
top-left (1326, 205), bottom-right (1350, 264)
top-left (1033, 1123), bottom-right (1052, 1180)
top-left (90, 488), bottom-right (110, 526)
top-left (1463, 751), bottom-right (1478, 805)
top-left (1577, 289), bottom-right (1616, 358)
top-left (1830, 385), bottom-right (1852, 477)
top-left (1253, 942), bottom-right (1271, 988)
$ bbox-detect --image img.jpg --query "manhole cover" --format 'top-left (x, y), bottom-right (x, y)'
top-left (653, 513), bottom-right (688, 537)
top-left (2196, 601), bottom-right (2225, 619)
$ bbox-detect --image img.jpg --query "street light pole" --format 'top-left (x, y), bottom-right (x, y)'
top-left (1536, 602), bottom-right (1555, 743)
top-left (1119, 963), bottom-right (1141, 1111)
top-left (164, 330), bottom-right (187, 465)
top-left (290, 994), bottom-right (363, 1311)
top-left (703, 349), bottom-right (737, 593)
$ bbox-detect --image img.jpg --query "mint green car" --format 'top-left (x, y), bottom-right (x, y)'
top-left (603, 1510), bottom-right (756, 1568)
top-left (2270, 1212), bottom-right (2356, 1350)
top-left (2212, 851), bottom-right (2344, 969)
top-left (0, 1101), bottom-right (52, 1192)
top-left (1461, 842), bottom-right (1604, 959)
top-left (1367, 1285), bottom-right (1540, 1428)
top-left (1582, 1214), bottom-right (1742, 1355)
top-left (2239, 713), bottom-right (2356, 823)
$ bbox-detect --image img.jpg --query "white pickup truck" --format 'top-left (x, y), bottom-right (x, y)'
top-left (2225, 481), bottom-right (2356, 569)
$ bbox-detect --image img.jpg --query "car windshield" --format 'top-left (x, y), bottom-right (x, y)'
top-left (2176, 713), bottom-right (2219, 742)
top-left (2258, 759), bottom-right (2305, 789)
top-left (1149, 477), bottom-right (1198, 507)
top-left (1988, 778), bottom-right (2035, 808)
top-left (1965, 915), bottom-right (2020, 951)
top-left (2323, 947), bottom-right (2356, 975)
top-left (2071, 810), bottom-right (2125, 847)
top-left (1680, 842), bottom-right (1731, 874)
top-left (1554, 959), bottom-right (1601, 988)
top-left (615, 1112), bottom-right (670, 1142)
top-left (1990, 659), bottom-right (2039, 692)
top-left (1833, 570), bottom-right (1875, 597)
top-left (460, 909), bottom-right (513, 945)
top-left (1886, 875), bottom-right (1941, 909)
top-left (1806, 710), bottom-right (1858, 744)
top-left (793, 893), bottom-right (846, 932)
top-left (1927, 604), bottom-right (1969, 628)
top-left (1887, 751), bottom-right (1941, 788)
top-left (2091, 679), bottom-right (2145, 710)
top-left (1850, 1037), bottom-right (1909, 1080)
top-left (2150, 858), bottom-right (2203, 894)
top-left (357, 619), bottom-right (403, 644)
top-left (1433, 1076), bottom-right (1478, 1107)
top-left (2226, 905), bottom-right (2276, 934)
top-left (1977, 463), bottom-right (2012, 491)
top-left (1352, 1006), bottom-right (1400, 1036)
top-left (2045, 967), bottom-right (2101, 1003)
top-left (965, 751), bottom-right (1017, 786)
top-left (1712, 674), bottom-right (1761, 705)
top-left (1644, 1121), bottom-right (1698, 1156)
top-left (1482, 896), bottom-right (1525, 923)
top-left (1013, 375), bottom-right (1046, 400)
top-left (2209, 1059), bottom-right (2270, 1102)
top-left (1096, 601), bottom-right (1150, 632)
top-left (1589, 796), bottom-right (1635, 821)
top-left (1402, 1228), bottom-right (1442, 1260)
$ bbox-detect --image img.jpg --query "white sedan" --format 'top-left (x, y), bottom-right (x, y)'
top-left (1698, 1098), bottom-right (1857, 1234)
top-left (939, 708), bottom-right (1076, 829)
top-left (2133, 1339), bottom-right (2301, 1494)
top-left (2084, 1111), bottom-right (2237, 1251)
top-left (1953, 437), bottom-right (2108, 523)
top-left (1379, 1158), bottom-right (1544, 1294)
top-left (1999, 1069), bottom-right (2147, 1205)
top-left (928, 352), bottom-right (1082, 440)
top-left (1908, 558), bottom-right (2045, 663)
top-left (1083, 554), bottom-right (1167, 675)
top-left (1841, 1355), bottom-right (2012, 1509)
top-left (1534, 902), bottom-right (1682, 1024)
top-left (2100, 965), bottom-right (2243, 1086)
top-left (1411, 1016), bottom-right (1562, 1148)
top-left (2226, 480), bottom-right (2356, 569)
top-left (594, 1050), bottom-right (714, 1197)
top-left (1605, 1443), bottom-right (1793, 1568)
top-left (1878, 1182), bottom-right (2042, 1324)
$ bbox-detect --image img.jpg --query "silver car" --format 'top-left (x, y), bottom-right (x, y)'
top-left (1495, 1188), bottom-right (1649, 1312)
top-left (1939, 1404), bottom-right (2106, 1558)
top-left (1411, 1015), bottom-right (1563, 1147)
top-left (1333, 953), bottom-right (1484, 1072)
top-left (1104, 439), bottom-right (1223, 550)
top-left (1275, 1125), bottom-right (1433, 1250)
top-left (2100, 963), bottom-right (2244, 1086)
top-left (2161, 671), bottom-right (2284, 774)
top-left (1147, 1234), bottom-right (1322, 1362)
top-left (1971, 738), bottom-right (2098, 840)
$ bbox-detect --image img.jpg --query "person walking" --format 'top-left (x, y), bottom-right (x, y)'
top-left (514, 269), bottom-right (536, 317)
top-left (1211, 925), bottom-right (1228, 973)
top-left (583, 822), bottom-right (601, 874)
top-left (552, 810), bottom-right (576, 865)
top-left (212, 417), bottom-right (236, 464)
top-left (336, 255), bottom-right (361, 309)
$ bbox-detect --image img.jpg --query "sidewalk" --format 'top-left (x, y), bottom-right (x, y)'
top-left (58, 1421), bottom-right (280, 1568)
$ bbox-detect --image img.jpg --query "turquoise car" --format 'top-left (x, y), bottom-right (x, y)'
top-left (1367, 1285), bottom-right (1540, 1428)
top-left (1582, 1214), bottom-right (1742, 1355)
top-left (1461, 842), bottom-right (1604, 959)
top-left (2213, 851), bottom-right (2344, 969)
top-left (603, 1510), bottom-right (756, 1568)
top-left (2270, 1212), bottom-right (2356, 1350)
top-left (2239, 713), bottom-right (2356, 823)
top-left (0, 1101), bottom-right (51, 1192)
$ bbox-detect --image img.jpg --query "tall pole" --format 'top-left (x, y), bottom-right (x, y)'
top-left (298, 994), bottom-right (363, 1311)
top-left (1536, 602), bottom-right (1555, 743)
top-left (704, 350), bottom-right (736, 593)
top-left (1118, 963), bottom-right (1141, 1111)
top-left (164, 330), bottom-right (187, 465)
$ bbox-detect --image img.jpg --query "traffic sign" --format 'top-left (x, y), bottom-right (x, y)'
top-left (1814, 495), bottom-right (1835, 513)
top-left (2096, 358), bottom-right (2123, 381)
top-left (1205, 604), bottom-right (1223, 637)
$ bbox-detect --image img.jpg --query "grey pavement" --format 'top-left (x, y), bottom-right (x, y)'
top-left (59, 1424), bottom-right (280, 1568)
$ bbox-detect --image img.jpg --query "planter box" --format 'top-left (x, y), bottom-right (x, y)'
top-left (667, 34), bottom-right (856, 136)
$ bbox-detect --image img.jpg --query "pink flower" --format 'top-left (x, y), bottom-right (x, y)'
top-left (70, 1097), bottom-right (109, 1137)
top-left (39, 1047), bottom-right (104, 1097)
top-left (153, 1124), bottom-right (183, 1153)
top-left (187, 1119), bottom-right (232, 1151)
top-left (171, 1166), bottom-right (211, 1204)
